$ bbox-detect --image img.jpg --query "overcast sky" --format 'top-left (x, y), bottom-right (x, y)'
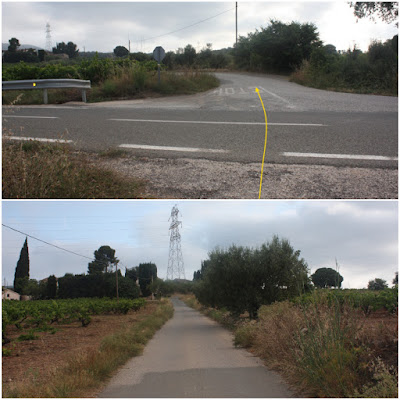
top-left (2, 200), bottom-right (398, 289)
top-left (2, 1), bottom-right (398, 53)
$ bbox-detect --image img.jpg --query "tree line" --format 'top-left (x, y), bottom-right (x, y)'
top-left (8, 235), bottom-right (397, 316)
top-left (9, 239), bottom-right (161, 300)
top-left (3, 37), bottom-right (79, 63)
top-left (193, 235), bottom-right (398, 319)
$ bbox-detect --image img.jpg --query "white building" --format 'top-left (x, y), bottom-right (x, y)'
top-left (2, 288), bottom-right (20, 300)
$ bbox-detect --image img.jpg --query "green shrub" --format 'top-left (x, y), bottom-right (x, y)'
top-left (291, 37), bottom-right (398, 95)
top-left (101, 79), bottom-right (118, 97)
top-left (234, 323), bottom-right (257, 348)
top-left (2, 347), bottom-right (13, 356)
top-left (131, 65), bottom-right (147, 91)
top-left (17, 331), bottom-right (39, 341)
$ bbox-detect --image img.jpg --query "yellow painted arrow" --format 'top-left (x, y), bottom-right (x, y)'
top-left (255, 88), bottom-right (268, 199)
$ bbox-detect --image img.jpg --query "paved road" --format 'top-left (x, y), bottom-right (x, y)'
top-left (98, 298), bottom-right (294, 398)
top-left (2, 72), bottom-right (398, 169)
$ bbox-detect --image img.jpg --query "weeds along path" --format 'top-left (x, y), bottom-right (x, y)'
top-left (98, 297), bottom-right (294, 398)
top-left (2, 299), bottom-right (173, 398)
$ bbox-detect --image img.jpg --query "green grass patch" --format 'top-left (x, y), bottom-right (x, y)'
top-left (234, 322), bottom-right (257, 348)
top-left (149, 71), bottom-right (220, 95)
top-left (2, 140), bottom-right (146, 199)
top-left (2, 347), bottom-right (13, 357)
top-left (17, 331), bottom-right (39, 341)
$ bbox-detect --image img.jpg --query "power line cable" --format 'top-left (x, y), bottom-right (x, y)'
top-left (2, 224), bottom-right (93, 261)
top-left (3, 224), bottom-right (156, 281)
top-left (142, 6), bottom-right (235, 42)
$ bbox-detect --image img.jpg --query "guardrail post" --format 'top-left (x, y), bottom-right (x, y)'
top-left (43, 89), bottom-right (48, 104)
top-left (82, 89), bottom-right (87, 103)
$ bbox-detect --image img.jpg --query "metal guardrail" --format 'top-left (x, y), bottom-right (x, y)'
top-left (2, 79), bottom-right (91, 104)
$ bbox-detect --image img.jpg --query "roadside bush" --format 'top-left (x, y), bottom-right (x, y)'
top-left (291, 36), bottom-right (398, 95)
top-left (234, 322), bottom-right (257, 348)
top-left (250, 294), bottom-right (397, 397)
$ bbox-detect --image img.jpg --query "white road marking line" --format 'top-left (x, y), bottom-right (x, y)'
top-left (109, 118), bottom-right (326, 127)
top-left (257, 86), bottom-right (295, 108)
top-left (3, 136), bottom-right (73, 144)
top-left (282, 152), bottom-right (398, 161)
top-left (2, 115), bottom-right (59, 119)
top-left (119, 144), bottom-right (229, 153)
top-left (2, 106), bottom-right (88, 110)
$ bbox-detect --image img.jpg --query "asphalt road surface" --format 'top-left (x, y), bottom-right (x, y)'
top-left (2, 72), bottom-right (398, 169)
top-left (98, 298), bottom-right (294, 398)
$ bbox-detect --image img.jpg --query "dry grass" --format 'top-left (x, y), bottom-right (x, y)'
top-left (3, 299), bottom-right (174, 398)
top-left (182, 293), bottom-right (398, 397)
top-left (244, 301), bottom-right (398, 397)
top-left (2, 140), bottom-right (147, 199)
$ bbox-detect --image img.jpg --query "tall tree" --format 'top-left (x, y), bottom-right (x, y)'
top-left (88, 245), bottom-right (118, 274)
top-left (53, 41), bottom-right (79, 58)
top-left (311, 267), bottom-right (343, 289)
top-left (8, 37), bottom-right (20, 52)
top-left (195, 236), bottom-right (310, 319)
top-left (234, 20), bottom-right (321, 72)
top-left (350, 2), bottom-right (398, 24)
top-left (138, 263), bottom-right (157, 297)
top-left (66, 41), bottom-right (79, 58)
top-left (46, 275), bottom-right (57, 299)
top-left (183, 44), bottom-right (196, 66)
top-left (368, 278), bottom-right (389, 290)
top-left (114, 45), bottom-right (129, 57)
top-left (14, 238), bottom-right (30, 294)
top-left (125, 267), bottom-right (138, 282)
top-left (53, 42), bottom-right (67, 54)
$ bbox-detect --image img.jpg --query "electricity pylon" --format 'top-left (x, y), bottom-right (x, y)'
top-left (166, 205), bottom-right (185, 280)
top-left (45, 23), bottom-right (52, 51)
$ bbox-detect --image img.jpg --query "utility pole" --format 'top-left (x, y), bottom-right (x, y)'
top-left (235, 2), bottom-right (238, 46)
top-left (166, 205), bottom-right (185, 280)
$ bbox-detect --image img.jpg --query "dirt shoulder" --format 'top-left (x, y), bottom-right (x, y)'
top-left (93, 154), bottom-right (398, 199)
top-left (2, 302), bottom-right (158, 396)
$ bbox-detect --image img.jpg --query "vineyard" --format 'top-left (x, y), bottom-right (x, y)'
top-left (2, 57), bottom-right (158, 83)
top-left (292, 287), bottom-right (398, 314)
top-left (2, 297), bottom-right (146, 343)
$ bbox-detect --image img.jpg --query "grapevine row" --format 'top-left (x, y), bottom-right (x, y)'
top-left (2, 297), bottom-right (146, 339)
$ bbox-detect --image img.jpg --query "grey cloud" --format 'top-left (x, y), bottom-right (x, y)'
top-left (2, 201), bottom-right (397, 289)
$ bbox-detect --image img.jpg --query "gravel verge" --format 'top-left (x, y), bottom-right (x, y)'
top-left (94, 155), bottom-right (398, 199)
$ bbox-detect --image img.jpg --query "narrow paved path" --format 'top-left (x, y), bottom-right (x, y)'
top-left (98, 298), bottom-right (294, 398)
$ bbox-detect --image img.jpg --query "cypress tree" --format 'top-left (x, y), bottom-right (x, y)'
top-left (46, 275), bottom-right (58, 299)
top-left (14, 237), bottom-right (30, 293)
top-left (138, 263), bottom-right (157, 297)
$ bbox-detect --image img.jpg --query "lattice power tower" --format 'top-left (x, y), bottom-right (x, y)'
top-left (167, 205), bottom-right (185, 280)
top-left (45, 23), bottom-right (52, 52)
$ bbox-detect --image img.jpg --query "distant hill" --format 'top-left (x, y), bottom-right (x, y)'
top-left (2, 43), bottom-right (44, 51)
